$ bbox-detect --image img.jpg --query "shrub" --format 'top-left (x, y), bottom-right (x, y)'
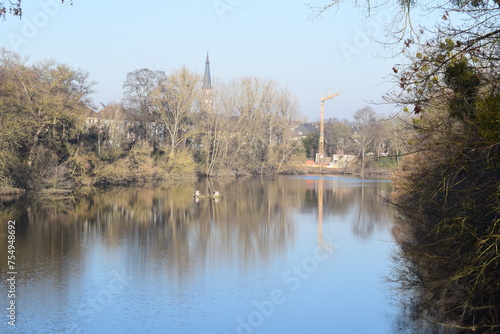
top-left (391, 107), bottom-right (500, 333)
top-left (93, 158), bottom-right (131, 186)
top-left (160, 151), bottom-right (196, 180)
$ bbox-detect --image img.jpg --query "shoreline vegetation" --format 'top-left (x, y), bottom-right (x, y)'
top-left (383, 10), bottom-right (500, 331)
top-left (0, 48), bottom-right (408, 198)
top-left (0, 157), bottom-right (397, 199)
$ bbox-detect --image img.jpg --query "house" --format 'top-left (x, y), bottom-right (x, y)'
top-left (84, 105), bottom-right (147, 146)
top-left (292, 123), bottom-right (317, 140)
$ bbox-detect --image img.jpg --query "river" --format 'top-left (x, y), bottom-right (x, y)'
top-left (0, 175), bottom-right (397, 334)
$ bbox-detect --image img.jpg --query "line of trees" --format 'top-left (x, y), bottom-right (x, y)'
top-left (0, 48), bottom-right (416, 193)
top-left (0, 46), bottom-right (418, 193)
top-left (121, 69), bottom-right (303, 176)
top-left (0, 49), bottom-right (306, 191)
top-left (302, 106), bottom-right (414, 174)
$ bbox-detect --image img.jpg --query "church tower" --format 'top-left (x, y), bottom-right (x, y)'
top-left (202, 52), bottom-right (213, 112)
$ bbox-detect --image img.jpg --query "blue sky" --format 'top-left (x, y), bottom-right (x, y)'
top-left (1, 0), bottom-right (405, 121)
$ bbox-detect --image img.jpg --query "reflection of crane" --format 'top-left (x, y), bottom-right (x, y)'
top-left (318, 177), bottom-right (324, 247)
top-left (317, 177), bottom-right (331, 250)
top-left (317, 92), bottom-right (340, 163)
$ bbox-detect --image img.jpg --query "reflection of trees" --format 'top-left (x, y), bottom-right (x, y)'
top-left (0, 177), bottom-right (297, 292)
top-left (0, 175), bottom-right (395, 303)
top-left (353, 180), bottom-right (393, 238)
top-left (296, 177), bottom-right (393, 238)
top-left (391, 183), bottom-right (499, 334)
top-left (391, 287), bottom-right (460, 334)
top-left (389, 244), bottom-right (470, 334)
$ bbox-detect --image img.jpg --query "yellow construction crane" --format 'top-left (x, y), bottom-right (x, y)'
top-left (317, 92), bottom-right (340, 163)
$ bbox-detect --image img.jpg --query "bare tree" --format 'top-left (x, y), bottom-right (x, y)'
top-left (353, 106), bottom-right (376, 175)
top-left (193, 77), bottom-right (302, 175)
top-left (152, 67), bottom-right (200, 158)
top-left (122, 68), bottom-right (166, 146)
top-left (193, 78), bottom-right (235, 175)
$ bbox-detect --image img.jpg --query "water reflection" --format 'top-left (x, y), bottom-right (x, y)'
top-left (291, 176), bottom-right (392, 239)
top-left (1, 178), bottom-right (298, 285)
top-left (390, 210), bottom-right (498, 333)
top-left (0, 175), bottom-right (395, 334)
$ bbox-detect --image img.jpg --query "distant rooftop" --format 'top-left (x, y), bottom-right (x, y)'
top-left (293, 123), bottom-right (317, 137)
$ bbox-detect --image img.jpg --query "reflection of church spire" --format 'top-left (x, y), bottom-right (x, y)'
top-left (202, 52), bottom-right (213, 112)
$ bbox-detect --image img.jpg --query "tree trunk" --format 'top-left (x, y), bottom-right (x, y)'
top-left (27, 125), bottom-right (44, 167)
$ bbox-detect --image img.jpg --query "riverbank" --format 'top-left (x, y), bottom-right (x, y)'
top-left (298, 155), bottom-right (398, 176)
top-left (0, 155), bottom-right (398, 200)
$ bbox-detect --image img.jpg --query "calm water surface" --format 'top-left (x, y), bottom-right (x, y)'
top-left (0, 175), bottom-right (397, 334)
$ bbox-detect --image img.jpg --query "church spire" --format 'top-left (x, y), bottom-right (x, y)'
top-left (202, 52), bottom-right (213, 112)
top-left (202, 52), bottom-right (212, 90)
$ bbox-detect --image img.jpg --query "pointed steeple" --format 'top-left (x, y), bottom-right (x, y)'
top-left (202, 52), bottom-right (213, 112)
top-left (202, 52), bottom-right (212, 90)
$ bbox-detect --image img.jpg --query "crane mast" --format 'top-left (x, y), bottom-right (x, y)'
top-left (317, 92), bottom-right (340, 163)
